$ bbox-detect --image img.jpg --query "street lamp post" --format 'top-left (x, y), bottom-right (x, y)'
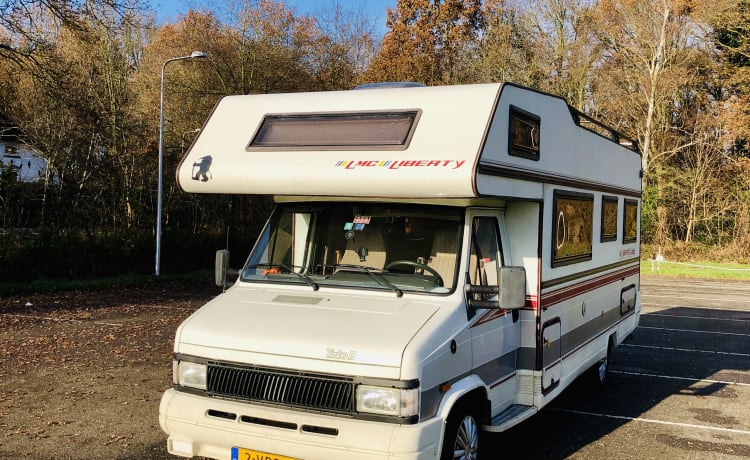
top-left (156, 51), bottom-right (208, 276)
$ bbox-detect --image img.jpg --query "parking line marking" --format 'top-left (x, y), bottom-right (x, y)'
top-left (610, 370), bottom-right (750, 387)
top-left (642, 303), bottom-right (750, 313)
top-left (642, 293), bottom-right (750, 304)
top-left (638, 325), bottom-right (750, 337)
top-left (621, 343), bottom-right (750, 358)
top-left (550, 408), bottom-right (750, 436)
top-left (644, 313), bottom-right (750, 323)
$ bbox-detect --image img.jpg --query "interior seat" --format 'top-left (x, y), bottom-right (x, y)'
top-left (338, 228), bottom-right (387, 269)
top-left (427, 227), bottom-right (459, 289)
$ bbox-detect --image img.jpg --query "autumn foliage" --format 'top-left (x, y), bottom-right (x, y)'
top-left (1, 0), bottom-right (750, 280)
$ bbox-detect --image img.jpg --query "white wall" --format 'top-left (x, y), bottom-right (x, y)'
top-left (0, 143), bottom-right (48, 183)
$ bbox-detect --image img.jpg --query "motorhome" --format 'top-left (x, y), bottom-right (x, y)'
top-left (159, 82), bottom-right (642, 460)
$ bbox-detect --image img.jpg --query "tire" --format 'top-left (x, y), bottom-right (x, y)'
top-left (440, 403), bottom-right (481, 460)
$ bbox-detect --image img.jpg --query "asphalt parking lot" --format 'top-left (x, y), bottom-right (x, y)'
top-left (1, 276), bottom-right (748, 459)
top-left (486, 276), bottom-right (750, 459)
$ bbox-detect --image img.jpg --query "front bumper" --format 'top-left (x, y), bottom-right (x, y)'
top-left (159, 389), bottom-right (443, 460)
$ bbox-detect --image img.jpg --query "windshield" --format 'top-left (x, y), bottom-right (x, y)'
top-left (241, 203), bottom-right (463, 294)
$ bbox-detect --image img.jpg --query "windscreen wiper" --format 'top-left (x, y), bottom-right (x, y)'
top-left (250, 263), bottom-right (319, 291)
top-left (334, 265), bottom-right (403, 298)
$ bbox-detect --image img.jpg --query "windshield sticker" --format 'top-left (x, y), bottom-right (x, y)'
top-left (353, 216), bottom-right (371, 224)
top-left (344, 222), bottom-right (354, 231)
top-left (344, 230), bottom-right (354, 240)
top-left (354, 223), bottom-right (366, 231)
top-left (336, 160), bottom-right (466, 170)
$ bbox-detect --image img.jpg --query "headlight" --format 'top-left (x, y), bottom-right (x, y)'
top-left (356, 385), bottom-right (419, 417)
top-left (174, 360), bottom-right (207, 390)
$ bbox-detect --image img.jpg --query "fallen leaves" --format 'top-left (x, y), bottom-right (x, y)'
top-left (0, 280), bottom-right (219, 459)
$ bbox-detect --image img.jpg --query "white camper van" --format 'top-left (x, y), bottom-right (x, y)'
top-left (159, 83), bottom-right (641, 460)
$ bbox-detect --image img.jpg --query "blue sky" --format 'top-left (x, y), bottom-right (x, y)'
top-left (154, 0), bottom-right (397, 37)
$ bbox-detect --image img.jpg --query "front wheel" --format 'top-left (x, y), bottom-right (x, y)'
top-left (441, 405), bottom-right (480, 460)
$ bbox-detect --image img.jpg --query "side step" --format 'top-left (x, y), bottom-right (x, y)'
top-left (483, 404), bottom-right (537, 432)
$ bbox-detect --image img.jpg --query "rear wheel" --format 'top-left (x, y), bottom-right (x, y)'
top-left (441, 404), bottom-right (480, 460)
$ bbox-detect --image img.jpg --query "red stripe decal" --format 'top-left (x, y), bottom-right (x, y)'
top-left (470, 309), bottom-right (509, 328)
top-left (541, 265), bottom-right (639, 308)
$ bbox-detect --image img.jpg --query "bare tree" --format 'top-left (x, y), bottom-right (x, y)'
top-left (525, 0), bottom-right (601, 108)
top-left (592, 0), bottom-right (700, 181)
top-left (472, 0), bottom-right (542, 85)
top-left (666, 140), bottom-right (724, 243)
top-left (310, 1), bottom-right (377, 90)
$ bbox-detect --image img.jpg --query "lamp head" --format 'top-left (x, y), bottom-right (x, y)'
top-left (190, 51), bottom-right (208, 59)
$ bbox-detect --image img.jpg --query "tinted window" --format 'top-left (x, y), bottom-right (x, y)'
top-left (553, 191), bottom-right (594, 267)
top-left (248, 111), bottom-right (420, 150)
top-left (509, 105), bottom-right (540, 160)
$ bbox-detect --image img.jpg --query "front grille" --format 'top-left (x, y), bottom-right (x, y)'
top-left (207, 362), bottom-right (355, 414)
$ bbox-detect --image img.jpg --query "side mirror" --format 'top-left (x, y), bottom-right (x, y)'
top-left (215, 249), bottom-right (230, 288)
top-left (466, 266), bottom-right (526, 310)
top-left (498, 266), bottom-right (526, 310)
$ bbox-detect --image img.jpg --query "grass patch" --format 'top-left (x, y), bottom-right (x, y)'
top-left (641, 260), bottom-right (750, 280)
top-left (0, 271), bottom-right (214, 296)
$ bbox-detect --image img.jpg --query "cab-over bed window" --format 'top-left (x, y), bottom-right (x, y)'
top-left (508, 105), bottom-right (541, 160)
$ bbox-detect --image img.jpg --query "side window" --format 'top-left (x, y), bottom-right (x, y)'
top-left (623, 199), bottom-right (639, 243)
top-left (509, 105), bottom-right (541, 160)
top-left (469, 217), bottom-right (503, 298)
top-left (601, 196), bottom-right (619, 242)
top-left (263, 211), bottom-right (313, 268)
top-left (291, 213), bottom-right (313, 269)
top-left (268, 212), bottom-right (294, 266)
top-left (552, 190), bottom-right (594, 267)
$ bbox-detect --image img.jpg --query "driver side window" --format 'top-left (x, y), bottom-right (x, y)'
top-left (469, 217), bottom-right (503, 299)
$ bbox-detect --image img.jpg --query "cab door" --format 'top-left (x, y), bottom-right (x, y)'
top-left (467, 211), bottom-right (521, 413)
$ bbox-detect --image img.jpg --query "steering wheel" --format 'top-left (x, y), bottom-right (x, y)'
top-left (384, 260), bottom-right (444, 287)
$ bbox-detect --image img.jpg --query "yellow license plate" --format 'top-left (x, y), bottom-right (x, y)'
top-left (231, 447), bottom-right (301, 460)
